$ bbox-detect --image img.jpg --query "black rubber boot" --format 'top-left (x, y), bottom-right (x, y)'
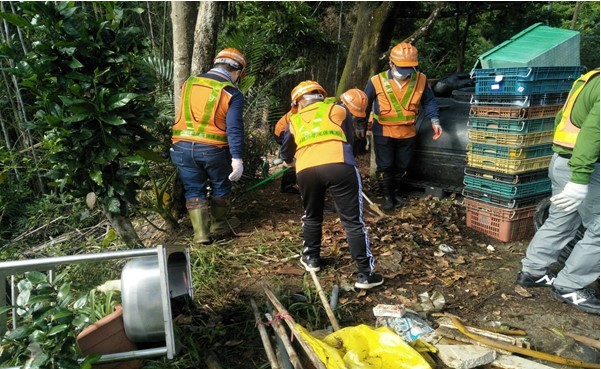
top-left (377, 171), bottom-right (395, 210)
top-left (393, 171), bottom-right (407, 207)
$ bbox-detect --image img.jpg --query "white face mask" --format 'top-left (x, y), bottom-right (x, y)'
top-left (392, 67), bottom-right (414, 80)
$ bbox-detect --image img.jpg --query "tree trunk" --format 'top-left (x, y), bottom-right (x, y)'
top-left (171, 1), bottom-right (198, 113)
top-left (570, 2), bottom-right (581, 30)
top-left (454, 5), bottom-right (473, 73)
top-left (103, 205), bottom-right (144, 249)
top-left (191, 1), bottom-right (222, 76)
top-left (403, 2), bottom-right (446, 44)
top-left (336, 2), bottom-right (400, 96)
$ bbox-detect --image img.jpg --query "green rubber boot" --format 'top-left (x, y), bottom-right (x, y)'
top-left (188, 207), bottom-right (211, 244)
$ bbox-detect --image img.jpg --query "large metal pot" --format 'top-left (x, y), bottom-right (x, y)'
top-left (121, 254), bottom-right (190, 343)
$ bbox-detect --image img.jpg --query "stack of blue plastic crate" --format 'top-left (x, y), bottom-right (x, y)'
top-left (463, 66), bottom-right (582, 242)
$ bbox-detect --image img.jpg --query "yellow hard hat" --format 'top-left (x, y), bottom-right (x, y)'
top-left (214, 48), bottom-right (247, 77)
top-left (390, 42), bottom-right (418, 67)
top-left (340, 89), bottom-right (368, 118)
top-left (290, 80), bottom-right (327, 105)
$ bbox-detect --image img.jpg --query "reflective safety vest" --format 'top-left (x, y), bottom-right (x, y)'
top-left (172, 76), bottom-right (234, 145)
top-left (290, 101), bottom-right (347, 150)
top-left (372, 71), bottom-right (427, 125)
top-left (553, 69), bottom-right (600, 149)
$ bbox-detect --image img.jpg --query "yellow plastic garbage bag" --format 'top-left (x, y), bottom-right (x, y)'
top-left (297, 323), bottom-right (432, 369)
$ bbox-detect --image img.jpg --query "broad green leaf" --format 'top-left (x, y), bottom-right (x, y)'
top-left (16, 290), bottom-right (31, 306)
top-left (52, 308), bottom-right (74, 320)
top-left (29, 330), bottom-right (47, 343)
top-left (105, 197), bottom-right (121, 213)
top-left (47, 324), bottom-right (68, 336)
top-left (108, 93), bottom-right (138, 110)
top-left (99, 114), bottom-right (126, 126)
top-left (0, 12), bottom-right (31, 28)
top-left (73, 295), bottom-right (87, 310)
top-left (26, 271), bottom-right (47, 284)
top-left (68, 58), bottom-right (84, 69)
top-left (90, 170), bottom-right (103, 186)
top-left (7, 325), bottom-right (34, 340)
top-left (57, 283), bottom-right (72, 300)
top-left (0, 305), bottom-right (15, 314)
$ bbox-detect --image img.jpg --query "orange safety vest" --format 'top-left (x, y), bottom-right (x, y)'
top-left (274, 110), bottom-right (293, 139)
top-left (553, 69), bottom-right (600, 149)
top-left (371, 71), bottom-right (427, 126)
top-left (172, 76), bottom-right (234, 146)
top-left (290, 101), bottom-right (347, 150)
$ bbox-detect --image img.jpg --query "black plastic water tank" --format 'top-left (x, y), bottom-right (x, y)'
top-left (406, 88), bottom-right (472, 191)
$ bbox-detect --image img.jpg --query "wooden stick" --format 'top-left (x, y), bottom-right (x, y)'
top-left (308, 270), bottom-right (340, 331)
top-left (266, 310), bottom-right (304, 369)
top-left (250, 298), bottom-right (281, 369)
top-left (261, 282), bottom-right (327, 369)
top-left (545, 327), bottom-right (600, 349)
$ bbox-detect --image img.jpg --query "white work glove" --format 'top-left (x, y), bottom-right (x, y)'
top-left (283, 160), bottom-right (295, 168)
top-left (272, 158), bottom-right (283, 166)
top-left (550, 182), bottom-right (588, 213)
top-left (431, 118), bottom-right (442, 140)
top-left (355, 118), bottom-right (367, 139)
top-left (228, 158), bottom-right (244, 182)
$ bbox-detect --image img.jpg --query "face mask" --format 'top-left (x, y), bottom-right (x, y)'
top-left (392, 67), bottom-right (414, 80)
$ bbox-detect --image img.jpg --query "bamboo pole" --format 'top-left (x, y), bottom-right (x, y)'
top-left (266, 310), bottom-right (303, 369)
top-left (250, 298), bottom-right (280, 369)
top-left (308, 270), bottom-right (340, 331)
top-left (261, 282), bottom-right (327, 369)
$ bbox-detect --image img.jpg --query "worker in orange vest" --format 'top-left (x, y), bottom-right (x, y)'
top-left (364, 42), bottom-right (441, 210)
top-left (170, 48), bottom-right (247, 244)
top-left (280, 81), bottom-right (383, 289)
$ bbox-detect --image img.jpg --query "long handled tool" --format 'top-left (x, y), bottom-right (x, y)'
top-left (232, 167), bottom-right (290, 203)
top-left (361, 191), bottom-right (387, 217)
top-left (308, 270), bottom-right (341, 331)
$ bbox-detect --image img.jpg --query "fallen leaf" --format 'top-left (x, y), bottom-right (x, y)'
top-left (514, 285), bottom-right (533, 298)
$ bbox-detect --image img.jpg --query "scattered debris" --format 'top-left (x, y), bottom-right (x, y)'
top-left (436, 344), bottom-right (496, 369)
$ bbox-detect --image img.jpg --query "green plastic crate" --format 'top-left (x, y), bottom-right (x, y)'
top-left (478, 23), bottom-right (580, 68)
top-left (468, 116), bottom-right (556, 133)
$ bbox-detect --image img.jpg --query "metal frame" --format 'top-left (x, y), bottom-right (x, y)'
top-left (0, 245), bottom-right (191, 367)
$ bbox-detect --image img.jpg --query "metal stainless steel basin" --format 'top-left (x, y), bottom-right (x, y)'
top-left (121, 253), bottom-right (190, 343)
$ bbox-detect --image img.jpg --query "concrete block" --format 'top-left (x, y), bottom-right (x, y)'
top-left (490, 354), bottom-right (557, 369)
top-left (436, 344), bottom-right (496, 369)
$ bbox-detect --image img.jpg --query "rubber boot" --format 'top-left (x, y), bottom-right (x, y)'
top-left (188, 207), bottom-right (211, 245)
top-left (393, 171), bottom-right (407, 207)
top-left (376, 171), bottom-right (395, 211)
top-left (210, 197), bottom-right (240, 237)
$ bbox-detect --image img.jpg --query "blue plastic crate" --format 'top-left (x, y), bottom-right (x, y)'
top-left (471, 92), bottom-right (569, 107)
top-left (468, 116), bottom-right (556, 133)
top-left (463, 175), bottom-right (551, 199)
top-left (475, 78), bottom-right (574, 95)
top-left (468, 142), bottom-right (554, 159)
top-left (473, 66), bottom-right (583, 81)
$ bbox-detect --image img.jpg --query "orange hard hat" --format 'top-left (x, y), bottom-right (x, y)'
top-left (213, 48), bottom-right (247, 77)
top-left (290, 80), bottom-right (327, 105)
top-left (389, 42), bottom-right (418, 67)
top-left (340, 88), bottom-right (368, 118)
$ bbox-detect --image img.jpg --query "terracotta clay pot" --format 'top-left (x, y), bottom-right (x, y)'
top-left (77, 305), bottom-right (143, 369)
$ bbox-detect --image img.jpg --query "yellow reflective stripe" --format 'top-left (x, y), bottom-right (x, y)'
top-left (377, 71), bottom-right (418, 122)
top-left (178, 76), bottom-right (233, 142)
top-left (291, 103), bottom-right (346, 148)
top-left (172, 129), bottom-right (228, 142)
top-left (297, 129), bottom-right (345, 146)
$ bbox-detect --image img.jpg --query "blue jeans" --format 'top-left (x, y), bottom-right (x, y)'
top-left (170, 141), bottom-right (232, 200)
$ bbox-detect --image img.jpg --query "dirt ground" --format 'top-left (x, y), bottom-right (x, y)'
top-left (155, 155), bottom-right (600, 369)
